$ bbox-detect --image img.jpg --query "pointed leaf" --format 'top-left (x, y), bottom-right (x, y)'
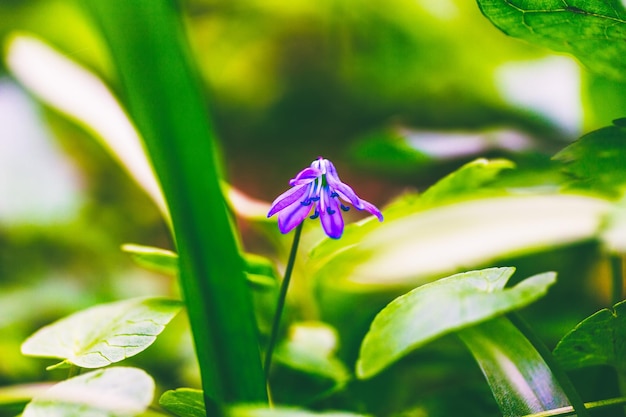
top-left (554, 123), bottom-right (626, 196)
top-left (21, 297), bottom-right (182, 368)
top-left (553, 299), bottom-right (626, 373)
top-left (418, 158), bottom-right (515, 207)
top-left (357, 267), bottom-right (557, 378)
top-left (476, 0), bottom-right (626, 81)
top-left (159, 388), bottom-right (205, 417)
top-left (22, 367), bottom-right (154, 417)
top-left (122, 244), bottom-right (178, 275)
top-left (122, 244), bottom-right (276, 288)
top-left (459, 317), bottom-right (570, 416)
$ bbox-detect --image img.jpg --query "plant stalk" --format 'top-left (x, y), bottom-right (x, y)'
top-left (264, 223), bottom-right (304, 380)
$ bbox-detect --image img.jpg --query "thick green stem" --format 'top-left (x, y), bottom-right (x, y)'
top-left (264, 223), bottom-right (304, 380)
top-left (508, 313), bottom-right (590, 417)
top-left (82, 0), bottom-right (267, 413)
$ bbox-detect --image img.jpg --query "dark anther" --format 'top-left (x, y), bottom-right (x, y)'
top-left (311, 196), bottom-right (320, 201)
top-left (300, 199), bottom-right (312, 206)
top-left (330, 192), bottom-right (339, 198)
top-left (310, 211), bottom-right (320, 219)
top-left (326, 207), bottom-right (336, 215)
top-left (340, 204), bottom-right (350, 212)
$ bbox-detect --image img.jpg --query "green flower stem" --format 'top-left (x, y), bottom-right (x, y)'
top-left (82, 0), bottom-right (267, 413)
top-left (508, 313), bottom-right (590, 417)
top-left (611, 255), bottom-right (623, 305)
top-left (264, 223), bottom-right (304, 381)
top-left (521, 396), bottom-right (626, 417)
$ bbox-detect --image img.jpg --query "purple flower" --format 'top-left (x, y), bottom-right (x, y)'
top-left (268, 157), bottom-right (383, 239)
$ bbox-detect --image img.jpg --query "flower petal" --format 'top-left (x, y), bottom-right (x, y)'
top-left (324, 163), bottom-right (365, 209)
top-left (333, 184), bottom-right (366, 209)
top-left (320, 192), bottom-right (344, 239)
top-left (277, 199), bottom-right (313, 234)
top-left (359, 199), bottom-right (384, 221)
top-left (267, 183), bottom-right (309, 217)
top-left (289, 167), bottom-right (322, 186)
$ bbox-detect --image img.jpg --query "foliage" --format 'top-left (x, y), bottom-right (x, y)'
top-left (357, 267), bottom-right (556, 378)
top-left (21, 297), bottom-right (182, 369)
top-left (476, 0), bottom-right (626, 81)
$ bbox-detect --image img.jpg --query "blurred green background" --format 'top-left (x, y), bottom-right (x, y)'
top-left (1, 0), bottom-right (625, 415)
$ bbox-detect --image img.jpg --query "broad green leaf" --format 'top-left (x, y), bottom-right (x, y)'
top-left (476, 0), bottom-right (626, 81)
top-left (459, 317), bottom-right (570, 416)
top-left (357, 267), bottom-right (557, 378)
top-left (310, 194), bottom-right (609, 288)
top-left (21, 297), bottom-right (182, 368)
top-left (554, 122), bottom-right (626, 196)
top-left (553, 300), bottom-right (626, 373)
top-left (159, 388), bottom-right (205, 417)
top-left (229, 405), bottom-right (369, 417)
top-left (122, 244), bottom-right (277, 288)
top-left (22, 367), bottom-right (154, 417)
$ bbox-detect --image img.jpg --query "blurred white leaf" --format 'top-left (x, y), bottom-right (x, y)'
top-left (312, 194), bottom-right (610, 287)
top-left (5, 33), bottom-right (167, 216)
top-left (22, 367), bottom-right (154, 417)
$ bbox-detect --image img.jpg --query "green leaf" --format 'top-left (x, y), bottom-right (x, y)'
top-left (458, 317), bottom-right (571, 416)
top-left (22, 367), bottom-right (154, 417)
top-left (553, 299), bottom-right (626, 373)
top-left (82, 0), bottom-right (268, 405)
top-left (476, 0), bottom-right (626, 81)
top-left (122, 244), bottom-right (277, 288)
top-left (122, 244), bottom-right (178, 275)
top-left (159, 388), bottom-right (205, 417)
top-left (310, 194), bottom-right (609, 288)
top-left (418, 158), bottom-right (515, 206)
top-left (554, 123), bottom-right (626, 196)
top-left (273, 322), bottom-right (350, 384)
top-left (21, 297), bottom-right (182, 368)
top-left (368, 158), bottom-right (514, 221)
top-left (357, 267), bottom-right (557, 379)
top-left (229, 405), bottom-right (369, 417)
